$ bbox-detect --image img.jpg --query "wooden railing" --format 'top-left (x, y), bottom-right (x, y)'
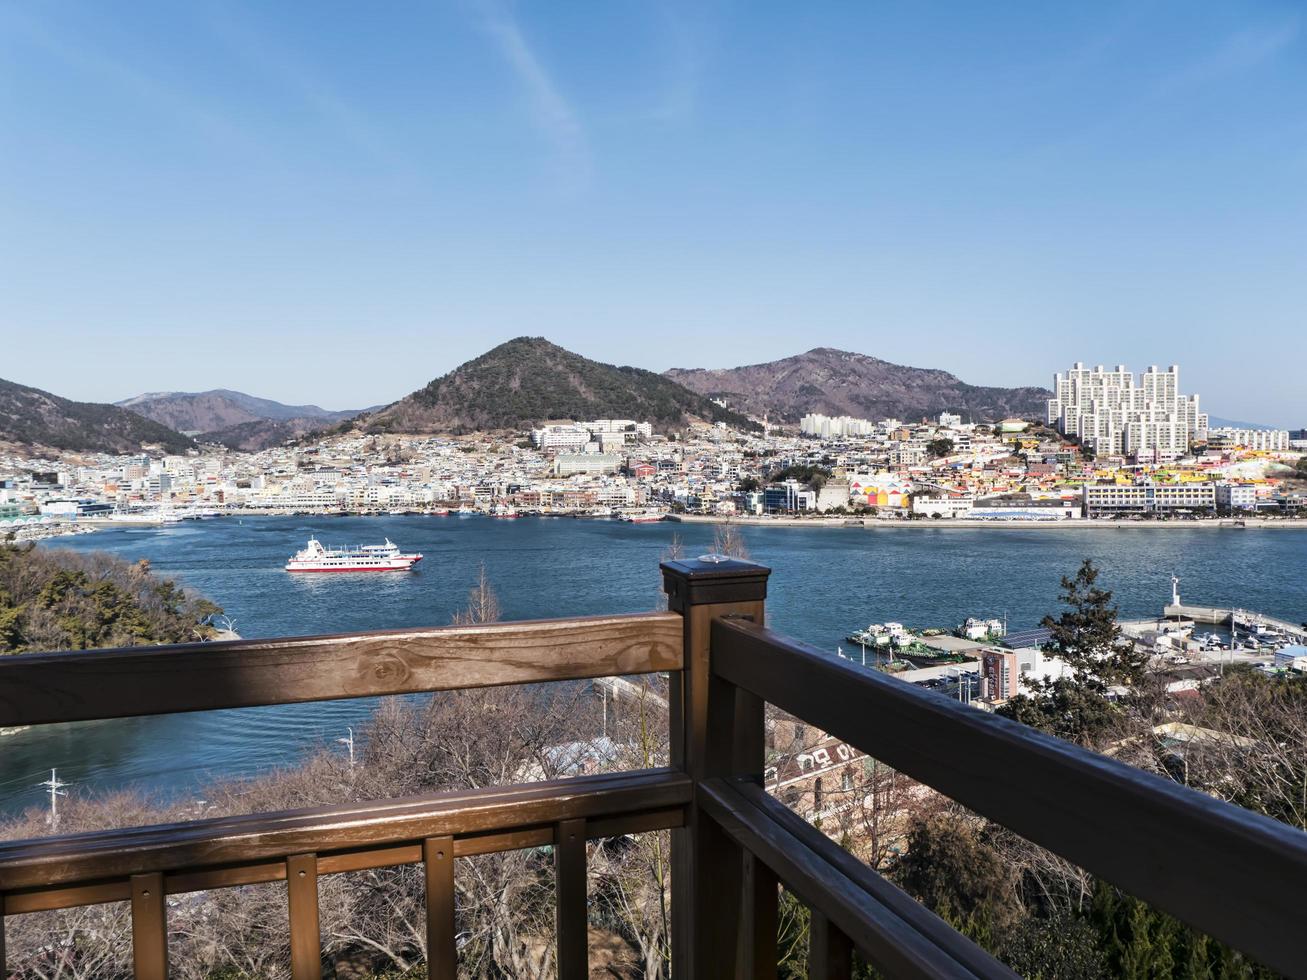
top-left (1, 558), bottom-right (1304, 979)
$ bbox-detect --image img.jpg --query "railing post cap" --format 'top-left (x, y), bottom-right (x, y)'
top-left (661, 556), bottom-right (770, 610)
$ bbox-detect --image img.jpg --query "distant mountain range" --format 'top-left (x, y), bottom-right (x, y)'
top-left (5, 342), bottom-right (1191, 452)
top-left (362, 337), bottom-right (760, 435)
top-left (116, 390), bottom-right (374, 451)
top-left (1206, 416), bottom-right (1278, 431)
top-left (0, 378), bottom-right (194, 455)
top-left (665, 348), bottom-right (1050, 424)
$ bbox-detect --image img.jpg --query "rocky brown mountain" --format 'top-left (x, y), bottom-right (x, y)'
top-left (665, 348), bottom-right (1049, 424)
top-left (116, 389), bottom-right (372, 450)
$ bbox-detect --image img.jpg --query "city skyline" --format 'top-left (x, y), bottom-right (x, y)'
top-left (3, 1), bottom-right (1305, 422)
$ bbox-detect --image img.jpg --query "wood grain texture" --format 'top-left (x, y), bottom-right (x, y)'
top-left (1, 809), bottom-right (685, 917)
top-left (424, 837), bottom-right (456, 980)
top-left (287, 853), bottom-right (322, 980)
top-left (0, 769), bottom-right (690, 893)
top-left (0, 613), bottom-right (683, 727)
top-left (665, 591), bottom-right (764, 980)
top-left (712, 618), bottom-right (1307, 979)
top-left (130, 872), bottom-right (167, 980)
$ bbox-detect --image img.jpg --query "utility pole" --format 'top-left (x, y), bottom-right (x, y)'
top-left (37, 768), bottom-right (69, 830)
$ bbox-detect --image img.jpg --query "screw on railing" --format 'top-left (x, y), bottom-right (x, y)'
top-left (661, 555), bottom-right (771, 980)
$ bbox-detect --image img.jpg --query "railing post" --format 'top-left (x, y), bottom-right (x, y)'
top-left (130, 872), bottom-right (167, 980)
top-left (423, 836), bottom-right (456, 978)
top-left (662, 555), bottom-right (771, 980)
top-left (555, 818), bottom-right (588, 980)
top-left (287, 853), bottom-right (322, 980)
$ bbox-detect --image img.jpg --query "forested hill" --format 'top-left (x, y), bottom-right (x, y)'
top-left (0, 543), bottom-right (222, 654)
top-left (0, 378), bottom-right (194, 455)
top-left (363, 337), bottom-right (761, 434)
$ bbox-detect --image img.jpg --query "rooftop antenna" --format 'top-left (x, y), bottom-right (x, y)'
top-left (37, 768), bottom-right (69, 830)
top-left (337, 727), bottom-right (355, 771)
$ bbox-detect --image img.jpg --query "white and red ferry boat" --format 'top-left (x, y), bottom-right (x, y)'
top-left (285, 537), bottom-right (422, 573)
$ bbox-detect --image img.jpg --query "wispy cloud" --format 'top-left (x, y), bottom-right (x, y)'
top-left (200, 3), bottom-right (415, 178)
top-left (1155, 17), bottom-right (1300, 97)
top-left (1, 6), bottom-right (263, 159)
top-left (472, 0), bottom-right (590, 190)
top-left (649, 2), bottom-right (711, 124)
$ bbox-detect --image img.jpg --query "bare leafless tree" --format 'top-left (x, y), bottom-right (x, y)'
top-left (712, 521), bottom-right (750, 560)
top-left (451, 562), bottom-right (501, 626)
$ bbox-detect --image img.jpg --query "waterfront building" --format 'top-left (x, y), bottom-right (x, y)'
top-left (1082, 482), bottom-right (1217, 516)
top-left (815, 480), bottom-right (851, 513)
top-left (848, 473), bottom-right (910, 509)
top-left (911, 494), bottom-right (974, 518)
top-left (1207, 428), bottom-right (1290, 452)
top-left (1215, 483), bottom-right (1259, 512)
top-left (1048, 363), bottom-right (1207, 461)
top-left (763, 480), bottom-right (816, 512)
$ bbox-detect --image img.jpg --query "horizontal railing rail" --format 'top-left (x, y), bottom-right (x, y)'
top-left (711, 616), bottom-right (1307, 978)
top-left (0, 612), bottom-right (682, 726)
top-left (700, 777), bottom-right (1015, 979)
top-left (0, 768), bottom-right (690, 897)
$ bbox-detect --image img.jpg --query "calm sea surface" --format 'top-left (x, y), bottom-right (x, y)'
top-left (3, 516), bottom-right (1304, 814)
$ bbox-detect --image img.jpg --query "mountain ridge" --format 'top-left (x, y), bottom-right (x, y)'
top-left (0, 378), bottom-right (195, 455)
top-left (116, 389), bottom-right (376, 451)
top-left (665, 347), bottom-right (1049, 423)
top-left (362, 337), bottom-right (761, 435)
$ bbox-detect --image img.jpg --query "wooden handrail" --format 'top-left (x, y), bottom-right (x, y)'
top-left (700, 778), bottom-right (1015, 979)
top-left (711, 617), bottom-right (1307, 978)
top-left (0, 768), bottom-right (690, 896)
top-left (0, 612), bottom-right (682, 726)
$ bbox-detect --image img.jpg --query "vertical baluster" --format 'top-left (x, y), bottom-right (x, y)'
top-left (807, 910), bottom-right (852, 980)
top-left (287, 853), bottom-right (322, 980)
top-left (130, 872), bottom-right (167, 980)
top-left (1, 901), bottom-right (7, 979)
top-left (740, 853), bottom-right (778, 979)
top-left (424, 836), bottom-right (456, 978)
top-left (555, 817), bottom-right (587, 980)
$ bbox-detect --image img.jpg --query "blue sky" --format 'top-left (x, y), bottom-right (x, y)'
top-left (1, 1), bottom-right (1304, 424)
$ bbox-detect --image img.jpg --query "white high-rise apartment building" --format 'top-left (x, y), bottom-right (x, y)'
top-left (1047, 363), bottom-right (1207, 461)
top-left (800, 414), bottom-right (875, 438)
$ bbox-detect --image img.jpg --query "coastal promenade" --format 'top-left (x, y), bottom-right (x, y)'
top-left (669, 514), bottom-right (1307, 530)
